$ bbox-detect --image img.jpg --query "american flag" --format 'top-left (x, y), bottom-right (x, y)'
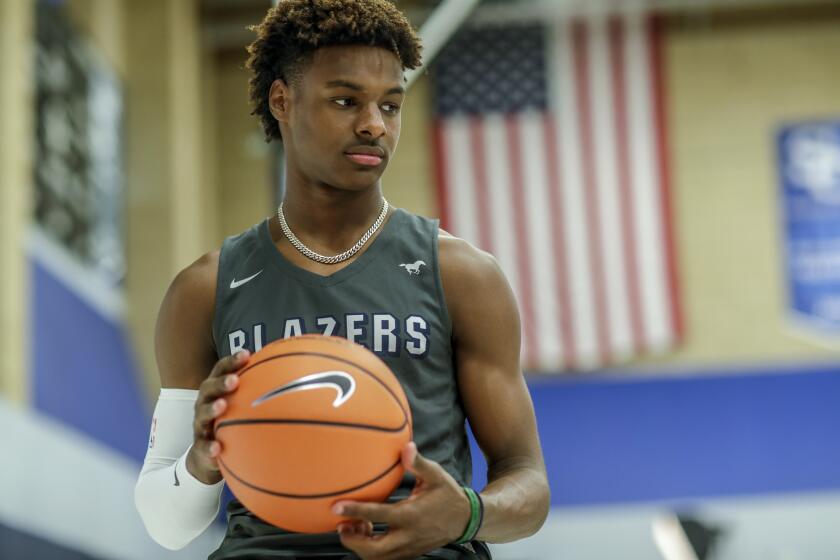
top-left (432, 14), bottom-right (682, 371)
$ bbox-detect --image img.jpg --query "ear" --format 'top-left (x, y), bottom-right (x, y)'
top-left (268, 79), bottom-right (292, 123)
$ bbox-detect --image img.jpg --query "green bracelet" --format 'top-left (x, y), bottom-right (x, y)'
top-left (454, 486), bottom-right (482, 545)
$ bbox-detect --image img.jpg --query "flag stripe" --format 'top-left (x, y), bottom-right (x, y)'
top-left (626, 14), bottom-right (670, 351)
top-left (433, 122), bottom-right (451, 231)
top-left (485, 114), bottom-right (521, 305)
top-left (470, 118), bottom-right (494, 253)
top-left (610, 16), bottom-right (646, 355)
top-left (554, 19), bottom-right (599, 369)
top-left (544, 114), bottom-right (576, 369)
top-left (589, 16), bottom-right (634, 361)
top-left (520, 112), bottom-right (562, 367)
top-left (507, 115), bottom-right (539, 366)
top-left (573, 20), bottom-right (611, 364)
top-left (441, 117), bottom-right (479, 245)
top-left (650, 14), bottom-right (684, 344)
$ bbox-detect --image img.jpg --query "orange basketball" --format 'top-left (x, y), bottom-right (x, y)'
top-left (214, 335), bottom-right (413, 533)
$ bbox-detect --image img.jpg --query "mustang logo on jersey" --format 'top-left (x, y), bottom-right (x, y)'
top-left (227, 312), bottom-right (431, 358)
top-left (399, 260), bottom-right (426, 275)
top-left (252, 371), bottom-right (356, 408)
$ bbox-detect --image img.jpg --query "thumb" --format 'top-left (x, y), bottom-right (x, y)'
top-left (402, 441), bottom-right (437, 479)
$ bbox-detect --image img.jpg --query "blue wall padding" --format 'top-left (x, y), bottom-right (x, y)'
top-left (31, 259), bottom-right (150, 463)
top-left (29, 254), bottom-right (840, 505)
top-left (470, 364), bottom-right (840, 506)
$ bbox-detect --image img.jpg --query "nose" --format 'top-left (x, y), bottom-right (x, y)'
top-left (355, 102), bottom-right (386, 140)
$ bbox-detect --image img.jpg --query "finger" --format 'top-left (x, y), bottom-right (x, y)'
top-left (197, 398), bottom-right (227, 425)
top-left (197, 439), bottom-right (221, 459)
top-left (402, 442), bottom-right (440, 481)
top-left (209, 350), bottom-right (250, 379)
top-left (194, 398), bottom-right (227, 437)
top-left (336, 520), bottom-right (373, 538)
top-left (198, 373), bottom-right (239, 405)
top-left (192, 438), bottom-right (220, 468)
top-left (215, 373), bottom-right (240, 395)
top-left (333, 501), bottom-right (403, 525)
top-left (339, 530), bottom-right (407, 560)
top-left (337, 529), bottom-right (385, 554)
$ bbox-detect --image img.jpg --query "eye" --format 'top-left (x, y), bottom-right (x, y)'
top-left (382, 102), bottom-right (401, 115)
top-left (332, 98), bottom-right (355, 108)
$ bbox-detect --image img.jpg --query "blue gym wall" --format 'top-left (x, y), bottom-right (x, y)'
top-left (30, 258), bottom-right (150, 463)
top-left (16, 250), bottom-right (840, 559)
top-left (471, 364), bottom-right (840, 505)
top-left (28, 252), bottom-right (840, 505)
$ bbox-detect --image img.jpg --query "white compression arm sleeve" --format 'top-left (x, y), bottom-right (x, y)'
top-left (135, 389), bottom-right (224, 550)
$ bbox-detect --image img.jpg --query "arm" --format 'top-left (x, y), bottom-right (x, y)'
top-left (335, 234), bottom-right (550, 558)
top-left (135, 251), bottom-right (250, 548)
top-left (440, 234), bottom-right (550, 542)
top-left (153, 250), bottom-right (239, 484)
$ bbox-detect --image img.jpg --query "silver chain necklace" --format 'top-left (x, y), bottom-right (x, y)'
top-left (276, 199), bottom-right (389, 265)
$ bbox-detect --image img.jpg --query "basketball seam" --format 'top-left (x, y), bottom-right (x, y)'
top-left (218, 456), bottom-right (403, 499)
top-left (214, 417), bottom-right (409, 433)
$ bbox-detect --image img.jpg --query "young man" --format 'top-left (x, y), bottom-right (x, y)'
top-left (135, 1), bottom-right (550, 559)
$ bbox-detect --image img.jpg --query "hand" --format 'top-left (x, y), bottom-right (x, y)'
top-left (334, 442), bottom-right (472, 560)
top-left (185, 350), bottom-right (250, 484)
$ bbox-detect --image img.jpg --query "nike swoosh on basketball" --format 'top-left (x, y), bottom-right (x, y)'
top-left (252, 371), bottom-right (357, 408)
top-left (230, 270), bottom-right (263, 289)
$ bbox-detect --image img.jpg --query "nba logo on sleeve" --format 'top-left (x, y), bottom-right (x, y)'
top-left (148, 417), bottom-right (157, 449)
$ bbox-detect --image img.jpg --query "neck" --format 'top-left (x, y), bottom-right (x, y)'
top-left (279, 182), bottom-right (386, 253)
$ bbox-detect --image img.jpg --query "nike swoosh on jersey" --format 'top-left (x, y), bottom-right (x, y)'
top-left (173, 458), bottom-right (180, 486)
top-left (230, 270), bottom-right (263, 289)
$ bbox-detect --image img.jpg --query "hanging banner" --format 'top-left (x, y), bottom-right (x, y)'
top-left (34, 1), bottom-right (125, 286)
top-left (778, 121), bottom-right (840, 337)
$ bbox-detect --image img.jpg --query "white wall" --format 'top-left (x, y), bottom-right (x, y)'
top-left (0, 398), bottom-right (225, 560)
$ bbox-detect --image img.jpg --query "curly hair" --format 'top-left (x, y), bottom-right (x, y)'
top-left (246, 0), bottom-right (423, 142)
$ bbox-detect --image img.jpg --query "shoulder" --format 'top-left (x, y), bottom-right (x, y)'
top-left (438, 229), bottom-right (517, 336)
top-left (166, 219), bottom-right (265, 310)
top-left (438, 228), bottom-right (504, 289)
top-left (166, 250), bottom-right (220, 304)
top-left (159, 250), bottom-right (220, 334)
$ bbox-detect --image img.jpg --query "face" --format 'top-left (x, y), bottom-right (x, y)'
top-left (270, 45), bottom-right (405, 192)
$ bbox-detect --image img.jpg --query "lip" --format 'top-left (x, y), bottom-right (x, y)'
top-left (344, 146), bottom-right (386, 167)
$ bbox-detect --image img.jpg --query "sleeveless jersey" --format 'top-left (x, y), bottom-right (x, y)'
top-left (208, 208), bottom-right (473, 559)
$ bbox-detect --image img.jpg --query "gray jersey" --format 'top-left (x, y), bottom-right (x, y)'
top-left (209, 208), bottom-right (473, 558)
